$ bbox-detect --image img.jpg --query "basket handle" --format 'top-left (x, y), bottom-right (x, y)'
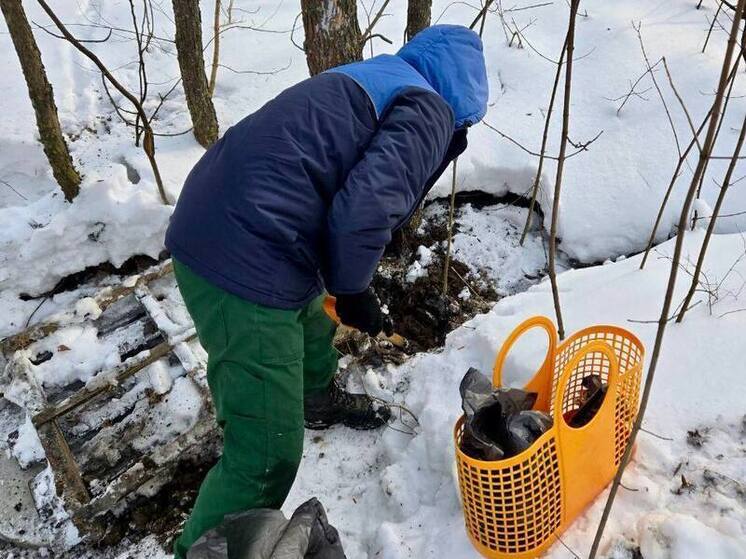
top-left (552, 340), bottom-right (620, 427)
top-left (492, 316), bottom-right (558, 387)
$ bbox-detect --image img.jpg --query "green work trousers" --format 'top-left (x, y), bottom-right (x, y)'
top-left (172, 259), bottom-right (338, 559)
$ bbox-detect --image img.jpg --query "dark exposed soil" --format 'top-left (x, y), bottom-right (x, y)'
top-left (18, 253), bottom-right (164, 301)
top-left (355, 196), bottom-right (501, 362)
top-left (79, 455), bottom-right (220, 554)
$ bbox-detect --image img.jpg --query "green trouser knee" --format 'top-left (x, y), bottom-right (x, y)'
top-left (171, 259), bottom-right (338, 559)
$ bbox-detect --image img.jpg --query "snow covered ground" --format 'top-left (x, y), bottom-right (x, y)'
top-left (2, 0), bottom-right (746, 558)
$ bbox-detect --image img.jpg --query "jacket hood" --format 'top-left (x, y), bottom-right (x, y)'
top-left (397, 25), bottom-right (488, 129)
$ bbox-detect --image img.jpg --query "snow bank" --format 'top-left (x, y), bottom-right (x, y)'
top-left (450, 204), bottom-right (547, 295)
top-left (0, 170), bottom-right (170, 296)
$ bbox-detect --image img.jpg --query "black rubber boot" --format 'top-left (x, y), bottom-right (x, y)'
top-left (304, 381), bottom-right (391, 430)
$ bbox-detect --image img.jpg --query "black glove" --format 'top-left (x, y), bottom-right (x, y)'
top-left (423, 128), bottom-right (469, 192)
top-left (446, 127), bottom-right (469, 161)
top-left (334, 288), bottom-right (393, 337)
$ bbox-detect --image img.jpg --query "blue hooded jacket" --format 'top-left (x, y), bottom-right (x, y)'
top-left (166, 25), bottom-right (488, 309)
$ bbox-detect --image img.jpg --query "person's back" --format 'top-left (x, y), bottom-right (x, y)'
top-left (166, 73), bottom-right (380, 308)
top-left (166, 24), bottom-right (488, 310)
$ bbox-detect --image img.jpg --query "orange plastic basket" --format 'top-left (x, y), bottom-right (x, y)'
top-left (454, 316), bottom-right (644, 558)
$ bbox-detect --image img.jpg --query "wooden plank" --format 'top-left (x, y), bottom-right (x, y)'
top-left (32, 330), bottom-right (197, 428)
top-left (0, 261), bottom-right (173, 356)
top-left (36, 421), bottom-right (91, 507)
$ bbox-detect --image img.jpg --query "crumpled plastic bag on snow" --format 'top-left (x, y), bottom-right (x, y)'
top-left (187, 498), bottom-right (346, 559)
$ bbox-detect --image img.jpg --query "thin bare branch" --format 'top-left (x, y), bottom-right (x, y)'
top-left (35, 0), bottom-right (170, 204)
top-left (678, 113), bottom-right (746, 321)
top-left (521, 32), bottom-right (568, 244)
top-left (360, 0), bottom-right (391, 44)
top-left (639, 58), bottom-right (741, 269)
top-left (469, 0), bottom-right (496, 28)
top-left (635, 23), bottom-right (681, 156)
top-left (209, 0), bottom-right (221, 96)
top-left (547, 0), bottom-right (581, 341)
top-left (443, 159), bottom-right (459, 295)
top-left (31, 20), bottom-right (112, 42)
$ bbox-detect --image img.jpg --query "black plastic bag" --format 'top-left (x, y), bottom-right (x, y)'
top-left (567, 374), bottom-right (607, 428)
top-left (187, 498), bottom-right (346, 559)
top-left (459, 368), bottom-right (551, 460)
top-left (505, 411), bottom-right (553, 454)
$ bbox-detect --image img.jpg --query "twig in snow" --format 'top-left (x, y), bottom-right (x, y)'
top-left (520, 33), bottom-right (568, 245)
top-left (662, 57), bottom-right (702, 151)
top-left (634, 22), bottom-right (681, 157)
top-left (547, 0), bottom-right (582, 341)
top-left (554, 534), bottom-right (580, 559)
top-left (626, 300), bottom-right (702, 324)
top-left (640, 427), bottom-right (674, 441)
top-left (450, 265), bottom-right (486, 304)
top-left (0, 178), bottom-right (27, 201)
top-left (482, 121), bottom-right (601, 161)
top-left (25, 296), bottom-right (49, 328)
top-left (703, 1), bottom-right (726, 53)
top-left (608, 56), bottom-right (663, 118)
top-left (678, 115), bottom-right (746, 322)
top-left (693, 208), bottom-right (746, 222)
top-left (588, 3), bottom-right (746, 556)
top-left (443, 159), bottom-right (459, 295)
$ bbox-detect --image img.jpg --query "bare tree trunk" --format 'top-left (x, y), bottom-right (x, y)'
top-left (405, 0), bottom-right (431, 41)
top-left (1, 0), bottom-right (81, 201)
top-left (172, 0), bottom-right (219, 147)
top-left (301, 0), bottom-right (362, 76)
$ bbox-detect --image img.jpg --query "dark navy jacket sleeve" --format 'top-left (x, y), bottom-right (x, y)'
top-left (324, 87), bottom-right (454, 295)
